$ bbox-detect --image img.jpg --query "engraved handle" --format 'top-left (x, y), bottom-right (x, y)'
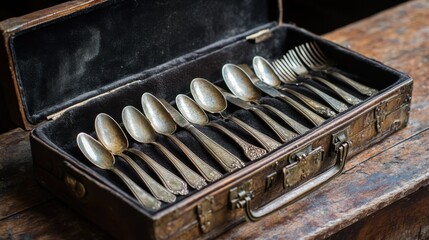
top-left (239, 141), bottom-right (349, 221)
top-left (186, 125), bottom-right (245, 172)
top-left (249, 107), bottom-right (298, 142)
top-left (111, 167), bottom-right (161, 210)
top-left (117, 153), bottom-right (176, 203)
top-left (127, 148), bottom-right (188, 195)
top-left (277, 94), bottom-right (326, 126)
top-left (327, 70), bottom-right (378, 97)
top-left (230, 116), bottom-right (282, 152)
top-left (153, 142), bottom-right (207, 190)
top-left (208, 122), bottom-right (267, 161)
top-left (312, 76), bottom-right (362, 105)
top-left (280, 88), bottom-right (336, 118)
top-left (167, 135), bottom-right (222, 182)
top-left (261, 104), bottom-right (309, 135)
top-left (298, 83), bottom-right (348, 113)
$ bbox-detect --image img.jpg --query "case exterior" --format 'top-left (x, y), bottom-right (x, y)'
top-left (31, 78), bottom-right (412, 239)
top-left (0, 0), bottom-right (413, 239)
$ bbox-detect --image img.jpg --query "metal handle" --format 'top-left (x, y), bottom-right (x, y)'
top-left (186, 125), bottom-right (245, 172)
top-left (298, 83), bottom-right (348, 113)
top-left (230, 116), bottom-right (282, 152)
top-left (239, 141), bottom-right (349, 221)
top-left (153, 142), bottom-right (207, 190)
top-left (127, 148), bottom-right (188, 195)
top-left (261, 104), bottom-right (309, 135)
top-left (111, 167), bottom-right (161, 210)
top-left (208, 122), bottom-right (267, 161)
top-left (167, 134), bottom-right (222, 182)
top-left (278, 94), bottom-right (326, 126)
top-left (327, 70), bottom-right (378, 97)
top-left (117, 153), bottom-right (176, 203)
top-left (250, 107), bottom-right (298, 142)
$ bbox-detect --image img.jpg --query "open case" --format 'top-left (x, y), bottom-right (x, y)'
top-left (0, 0), bottom-right (412, 239)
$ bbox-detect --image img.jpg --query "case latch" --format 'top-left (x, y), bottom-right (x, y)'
top-left (283, 145), bottom-right (324, 189)
top-left (197, 196), bottom-right (215, 233)
top-left (229, 180), bottom-right (254, 210)
top-left (246, 29), bottom-right (272, 43)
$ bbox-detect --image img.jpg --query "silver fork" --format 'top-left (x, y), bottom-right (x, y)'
top-left (271, 53), bottom-right (353, 112)
top-left (297, 42), bottom-right (378, 97)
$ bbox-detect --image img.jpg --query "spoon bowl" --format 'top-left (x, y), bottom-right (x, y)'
top-left (176, 94), bottom-right (267, 161)
top-left (222, 63), bottom-right (262, 103)
top-left (95, 112), bottom-right (188, 197)
top-left (76, 132), bottom-right (161, 210)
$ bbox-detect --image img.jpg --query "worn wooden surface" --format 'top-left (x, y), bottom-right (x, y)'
top-left (0, 0), bottom-right (428, 239)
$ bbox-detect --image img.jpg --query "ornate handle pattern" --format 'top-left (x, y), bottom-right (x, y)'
top-left (111, 168), bottom-right (161, 210)
top-left (167, 135), bottom-right (222, 182)
top-left (277, 94), bottom-right (326, 126)
top-left (280, 88), bottom-right (336, 118)
top-left (127, 148), bottom-right (188, 195)
top-left (250, 107), bottom-right (298, 142)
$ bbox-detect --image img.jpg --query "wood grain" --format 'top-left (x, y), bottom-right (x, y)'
top-left (0, 0), bottom-right (428, 239)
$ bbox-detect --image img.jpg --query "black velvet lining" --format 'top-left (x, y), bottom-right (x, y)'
top-left (33, 25), bottom-right (409, 214)
top-left (10, 0), bottom-right (278, 124)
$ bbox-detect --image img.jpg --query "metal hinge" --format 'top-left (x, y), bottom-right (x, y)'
top-left (229, 179), bottom-right (254, 210)
top-left (375, 101), bottom-right (388, 133)
top-left (197, 196), bottom-right (215, 233)
top-left (246, 29), bottom-right (272, 43)
top-left (283, 145), bottom-right (324, 189)
top-left (332, 127), bottom-right (351, 154)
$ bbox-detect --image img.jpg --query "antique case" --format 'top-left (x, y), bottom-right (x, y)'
top-left (0, 0), bottom-right (412, 239)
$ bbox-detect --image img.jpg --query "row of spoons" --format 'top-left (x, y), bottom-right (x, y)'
top-left (76, 60), bottom-right (358, 210)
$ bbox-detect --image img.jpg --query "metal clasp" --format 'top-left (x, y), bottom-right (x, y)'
top-left (229, 180), bottom-right (254, 210)
top-left (246, 29), bottom-right (272, 43)
top-left (197, 196), bottom-right (215, 233)
top-left (283, 145), bottom-right (324, 189)
top-left (375, 101), bottom-right (388, 133)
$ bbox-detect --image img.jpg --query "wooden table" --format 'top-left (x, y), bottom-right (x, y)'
top-left (1, 0), bottom-right (428, 238)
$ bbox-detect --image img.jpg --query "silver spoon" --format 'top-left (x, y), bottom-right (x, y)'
top-left (122, 106), bottom-right (207, 190)
top-left (130, 105), bottom-right (222, 183)
top-left (226, 64), bottom-right (310, 134)
top-left (142, 92), bottom-right (245, 172)
top-left (76, 133), bottom-right (161, 210)
top-left (253, 56), bottom-right (347, 115)
top-left (95, 113), bottom-right (188, 195)
top-left (176, 94), bottom-right (267, 161)
top-left (190, 78), bottom-right (282, 152)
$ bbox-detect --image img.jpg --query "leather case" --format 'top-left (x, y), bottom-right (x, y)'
top-left (0, 0), bottom-right (412, 239)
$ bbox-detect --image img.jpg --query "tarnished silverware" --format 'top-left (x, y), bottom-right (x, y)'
top-left (176, 94), bottom-right (267, 161)
top-left (122, 105), bottom-right (207, 189)
top-left (95, 113), bottom-right (188, 196)
top-left (77, 133), bottom-right (161, 210)
top-left (296, 42), bottom-right (378, 97)
top-left (142, 92), bottom-right (245, 172)
top-left (190, 78), bottom-right (282, 152)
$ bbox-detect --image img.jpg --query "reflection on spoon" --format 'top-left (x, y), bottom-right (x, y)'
top-left (122, 106), bottom-right (207, 190)
top-left (176, 94), bottom-right (267, 161)
top-left (190, 78), bottom-right (282, 152)
top-left (94, 113), bottom-right (188, 196)
top-left (76, 133), bottom-right (161, 210)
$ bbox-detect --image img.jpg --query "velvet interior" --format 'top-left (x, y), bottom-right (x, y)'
top-left (32, 24), bottom-right (409, 214)
top-left (10, 0), bottom-right (278, 124)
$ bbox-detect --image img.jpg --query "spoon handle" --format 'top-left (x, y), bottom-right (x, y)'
top-left (230, 116), bottom-right (282, 152)
top-left (127, 148), bottom-right (189, 195)
top-left (326, 69), bottom-right (378, 97)
top-left (116, 153), bottom-right (176, 203)
top-left (208, 122), bottom-right (267, 161)
top-left (280, 88), bottom-right (336, 118)
top-left (261, 104), bottom-right (310, 135)
top-left (285, 83), bottom-right (348, 113)
top-left (111, 167), bottom-right (161, 210)
top-left (249, 107), bottom-right (298, 142)
top-left (152, 142), bottom-right (207, 190)
top-left (186, 125), bottom-right (245, 172)
top-left (277, 94), bottom-right (326, 126)
top-left (311, 76), bottom-right (362, 105)
top-left (167, 135), bottom-right (222, 182)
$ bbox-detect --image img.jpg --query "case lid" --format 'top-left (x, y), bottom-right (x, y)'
top-left (0, 0), bottom-right (281, 129)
